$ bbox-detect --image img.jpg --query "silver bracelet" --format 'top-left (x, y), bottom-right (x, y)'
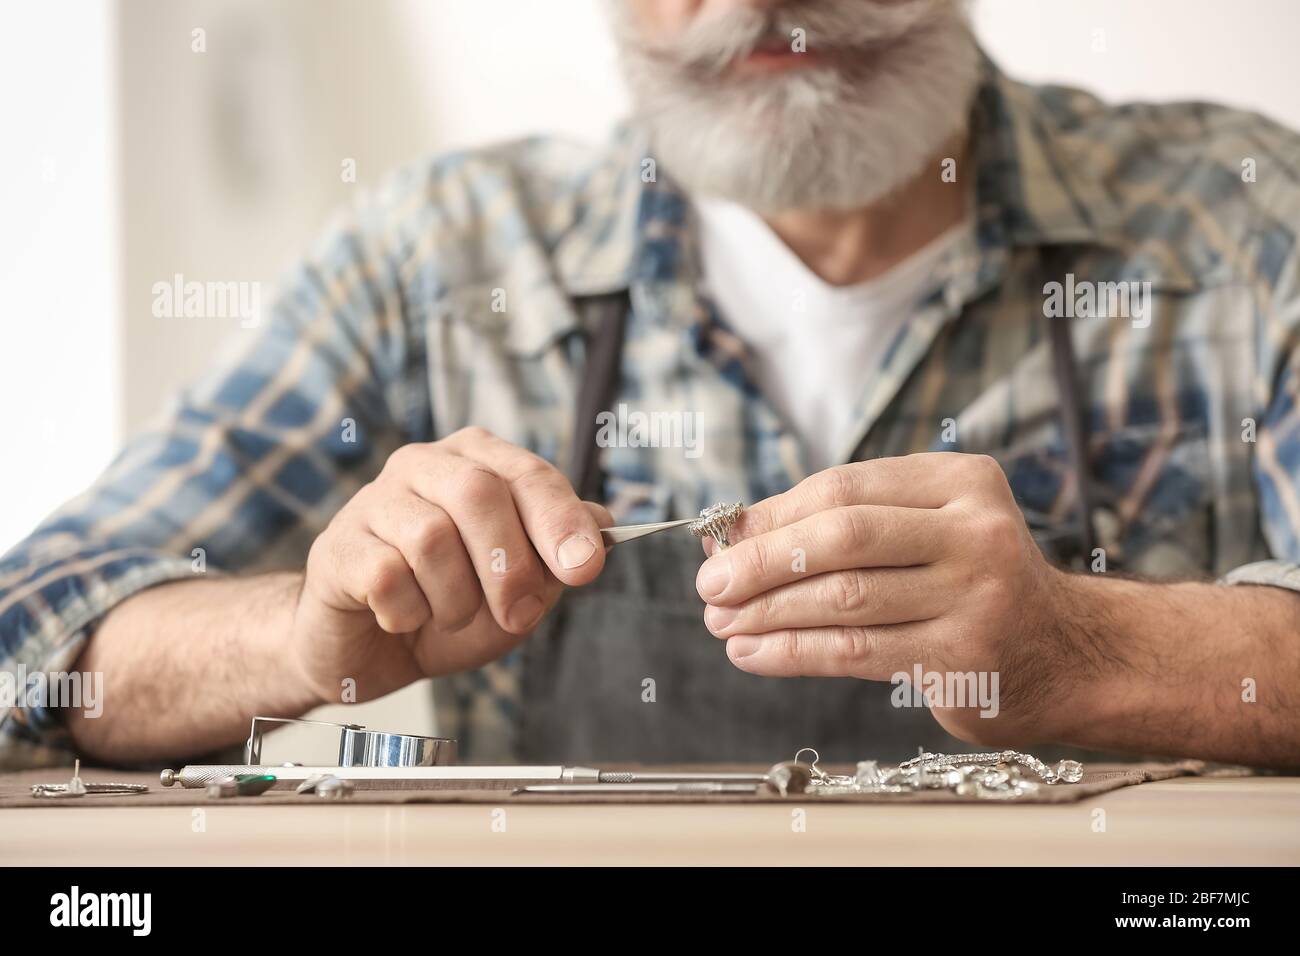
top-left (795, 748), bottom-right (1084, 800)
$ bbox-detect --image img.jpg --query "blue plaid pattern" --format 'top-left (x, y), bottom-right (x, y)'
top-left (3, 56), bottom-right (1300, 766)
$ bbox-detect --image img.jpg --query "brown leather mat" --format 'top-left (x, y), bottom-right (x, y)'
top-left (0, 760), bottom-right (1247, 808)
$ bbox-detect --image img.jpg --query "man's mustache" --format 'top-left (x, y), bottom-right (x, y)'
top-left (628, 0), bottom-right (953, 76)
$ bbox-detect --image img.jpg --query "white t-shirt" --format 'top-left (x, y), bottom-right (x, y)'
top-left (695, 198), bottom-right (974, 473)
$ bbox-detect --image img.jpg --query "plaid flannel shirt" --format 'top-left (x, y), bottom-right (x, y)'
top-left (4, 55), bottom-right (1300, 767)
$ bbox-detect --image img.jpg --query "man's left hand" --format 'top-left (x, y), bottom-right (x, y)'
top-left (695, 453), bottom-right (1096, 745)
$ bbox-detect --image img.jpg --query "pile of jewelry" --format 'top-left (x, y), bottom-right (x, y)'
top-left (689, 502), bottom-right (743, 550)
top-left (796, 748), bottom-right (1085, 801)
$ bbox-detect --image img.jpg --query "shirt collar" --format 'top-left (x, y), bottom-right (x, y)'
top-left (967, 52), bottom-right (1199, 291)
top-left (969, 53), bottom-right (1122, 248)
top-left (551, 124), bottom-right (659, 297)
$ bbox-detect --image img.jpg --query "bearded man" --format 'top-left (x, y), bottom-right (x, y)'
top-left (3, 0), bottom-right (1299, 769)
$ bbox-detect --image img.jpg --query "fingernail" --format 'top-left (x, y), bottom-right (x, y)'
top-left (727, 635), bottom-right (761, 659)
top-left (696, 558), bottom-right (731, 600)
top-left (704, 604), bottom-right (738, 633)
top-left (557, 534), bottom-right (596, 570)
top-left (507, 594), bottom-right (544, 632)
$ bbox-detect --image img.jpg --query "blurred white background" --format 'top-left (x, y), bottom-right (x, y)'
top-left (2, 0), bottom-right (1298, 734)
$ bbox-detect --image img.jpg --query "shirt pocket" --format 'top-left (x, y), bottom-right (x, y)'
top-left (423, 285), bottom-right (578, 462)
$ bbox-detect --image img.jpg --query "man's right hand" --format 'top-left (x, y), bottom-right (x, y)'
top-left (289, 427), bottom-right (611, 705)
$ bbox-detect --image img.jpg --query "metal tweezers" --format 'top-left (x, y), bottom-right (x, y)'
top-left (598, 502), bottom-right (744, 549)
top-left (598, 517), bottom-right (700, 546)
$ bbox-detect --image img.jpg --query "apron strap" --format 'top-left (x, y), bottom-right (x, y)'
top-left (567, 292), bottom-right (631, 502)
top-left (1046, 309), bottom-right (1099, 561)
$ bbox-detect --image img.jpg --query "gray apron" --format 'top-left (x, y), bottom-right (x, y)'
top-left (513, 292), bottom-right (1103, 766)
top-left (520, 529), bottom-right (971, 765)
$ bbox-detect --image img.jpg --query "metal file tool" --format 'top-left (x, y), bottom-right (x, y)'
top-left (159, 763), bottom-right (777, 792)
top-left (161, 764), bottom-right (597, 790)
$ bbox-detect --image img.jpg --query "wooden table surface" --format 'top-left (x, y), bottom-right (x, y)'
top-left (3, 774), bottom-right (1298, 865)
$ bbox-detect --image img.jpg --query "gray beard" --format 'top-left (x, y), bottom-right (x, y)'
top-left (611, 1), bottom-right (981, 214)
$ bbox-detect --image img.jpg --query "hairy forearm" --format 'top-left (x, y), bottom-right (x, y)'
top-left (65, 572), bottom-right (321, 765)
top-left (1050, 573), bottom-right (1300, 768)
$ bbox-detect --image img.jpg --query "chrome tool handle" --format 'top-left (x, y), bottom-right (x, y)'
top-left (161, 765), bottom-right (282, 789)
